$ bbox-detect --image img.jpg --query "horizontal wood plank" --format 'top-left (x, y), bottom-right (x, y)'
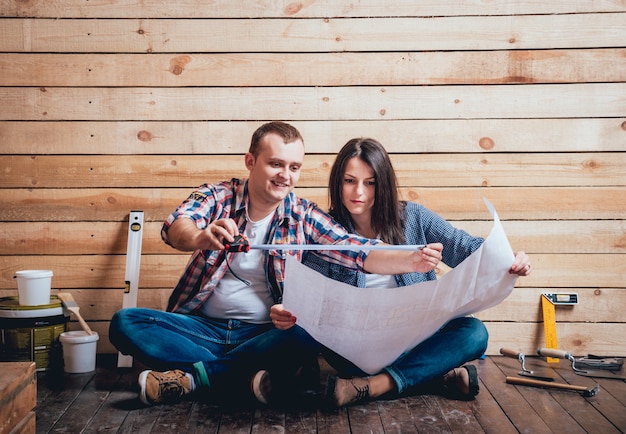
top-left (1, 15), bottom-right (624, 52)
top-left (2, 84), bottom-right (624, 120)
top-left (1, 186), bottom-right (624, 221)
top-left (1, 253), bottom-right (624, 289)
top-left (3, 153), bottom-right (624, 188)
top-left (2, 220), bottom-right (624, 255)
top-left (2, 119), bottom-right (625, 154)
top-left (484, 322), bottom-right (626, 356)
top-left (2, 49), bottom-right (625, 86)
top-left (4, 1), bottom-right (625, 18)
top-left (476, 287), bottom-right (625, 323)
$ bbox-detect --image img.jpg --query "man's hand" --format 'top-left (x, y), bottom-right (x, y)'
top-left (168, 217), bottom-right (239, 251)
top-left (270, 304), bottom-right (296, 330)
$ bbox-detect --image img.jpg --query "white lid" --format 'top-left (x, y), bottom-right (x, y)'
top-left (15, 270), bottom-right (54, 278)
top-left (60, 330), bottom-right (99, 343)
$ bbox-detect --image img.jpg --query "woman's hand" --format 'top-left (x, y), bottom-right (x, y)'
top-left (270, 304), bottom-right (297, 330)
top-left (414, 243), bottom-right (443, 273)
top-left (509, 251), bottom-right (532, 276)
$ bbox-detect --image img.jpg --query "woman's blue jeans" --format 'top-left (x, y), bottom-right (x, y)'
top-left (322, 316), bottom-right (488, 394)
top-left (109, 307), bottom-right (319, 397)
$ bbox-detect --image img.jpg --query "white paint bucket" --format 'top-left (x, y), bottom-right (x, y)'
top-left (59, 330), bottom-right (99, 373)
top-left (14, 270), bottom-right (53, 306)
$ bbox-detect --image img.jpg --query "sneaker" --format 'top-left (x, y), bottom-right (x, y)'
top-left (251, 370), bottom-right (273, 404)
top-left (138, 369), bottom-right (192, 406)
top-left (325, 375), bottom-right (371, 407)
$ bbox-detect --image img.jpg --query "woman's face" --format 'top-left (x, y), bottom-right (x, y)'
top-left (341, 157), bottom-right (376, 219)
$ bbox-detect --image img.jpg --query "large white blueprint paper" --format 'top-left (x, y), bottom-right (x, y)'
top-left (283, 198), bottom-right (518, 374)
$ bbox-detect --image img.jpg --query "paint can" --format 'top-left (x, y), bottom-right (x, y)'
top-left (0, 296), bottom-right (69, 371)
top-left (60, 330), bottom-right (99, 373)
top-left (14, 269), bottom-right (53, 306)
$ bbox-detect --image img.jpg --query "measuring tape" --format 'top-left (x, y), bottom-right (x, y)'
top-left (541, 294), bottom-right (560, 364)
top-left (225, 234), bottom-right (425, 253)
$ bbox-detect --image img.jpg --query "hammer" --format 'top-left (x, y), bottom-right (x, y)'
top-left (506, 376), bottom-right (600, 397)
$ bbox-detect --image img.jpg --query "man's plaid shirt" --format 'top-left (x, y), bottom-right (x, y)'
top-left (161, 178), bottom-right (376, 314)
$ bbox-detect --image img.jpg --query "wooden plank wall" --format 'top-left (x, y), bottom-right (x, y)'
top-left (1, 1), bottom-right (625, 357)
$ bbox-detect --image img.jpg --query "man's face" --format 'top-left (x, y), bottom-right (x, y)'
top-left (245, 133), bottom-right (304, 209)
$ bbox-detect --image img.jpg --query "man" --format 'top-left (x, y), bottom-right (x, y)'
top-left (109, 121), bottom-right (441, 406)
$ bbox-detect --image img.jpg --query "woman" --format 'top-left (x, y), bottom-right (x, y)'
top-left (272, 137), bottom-right (532, 408)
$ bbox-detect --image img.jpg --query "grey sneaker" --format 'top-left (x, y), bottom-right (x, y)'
top-left (138, 369), bottom-right (192, 406)
top-left (326, 375), bottom-right (371, 407)
top-left (251, 370), bottom-right (272, 404)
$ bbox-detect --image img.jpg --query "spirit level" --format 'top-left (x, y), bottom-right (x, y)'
top-left (117, 210), bottom-right (144, 368)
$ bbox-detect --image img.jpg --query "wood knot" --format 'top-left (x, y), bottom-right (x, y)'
top-left (169, 55), bottom-right (192, 76)
top-left (137, 130), bottom-right (153, 142)
top-left (284, 2), bottom-right (303, 15)
top-left (479, 137), bottom-right (495, 150)
top-left (582, 159), bottom-right (598, 170)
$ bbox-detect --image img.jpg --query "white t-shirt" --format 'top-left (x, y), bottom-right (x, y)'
top-left (201, 213), bottom-right (274, 323)
top-left (365, 273), bottom-right (398, 289)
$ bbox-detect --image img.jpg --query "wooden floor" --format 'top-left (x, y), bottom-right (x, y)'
top-left (34, 355), bottom-right (625, 433)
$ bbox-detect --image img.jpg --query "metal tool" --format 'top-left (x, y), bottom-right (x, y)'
top-left (540, 293), bottom-right (578, 364)
top-left (575, 355), bottom-right (623, 371)
top-left (500, 348), bottom-right (554, 381)
top-left (506, 376), bottom-right (600, 397)
top-left (537, 348), bottom-right (626, 381)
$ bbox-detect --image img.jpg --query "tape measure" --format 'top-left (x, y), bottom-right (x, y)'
top-left (541, 294), bottom-right (559, 364)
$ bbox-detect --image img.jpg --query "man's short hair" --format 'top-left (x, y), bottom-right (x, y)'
top-left (249, 122), bottom-right (304, 157)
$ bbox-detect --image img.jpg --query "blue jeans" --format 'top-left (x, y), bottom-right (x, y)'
top-left (109, 308), bottom-right (319, 397)
top-left (322, 316), bottom-right (488, 394)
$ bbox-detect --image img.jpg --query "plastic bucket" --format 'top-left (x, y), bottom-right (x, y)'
top-left (60, 330), bottom-right (99, 373)
top-left (15, 270), bottom-right (53, 306)
top-left (0, 296), bottom-right (69, 371)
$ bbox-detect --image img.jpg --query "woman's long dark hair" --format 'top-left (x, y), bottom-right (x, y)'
top-left (328, 138), bottom-right (406, 245)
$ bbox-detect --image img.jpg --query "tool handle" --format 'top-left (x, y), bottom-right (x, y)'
top-left (537, 348), bottom-right (572, 360)
top-left (77, 314), bottom-right (94, 336)
top-left (500, 348), bottom-right (522, 359)
top-left (224, 235), bottom-right (250, 253)
top-left (506, 376), bottom-right (587, 392)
